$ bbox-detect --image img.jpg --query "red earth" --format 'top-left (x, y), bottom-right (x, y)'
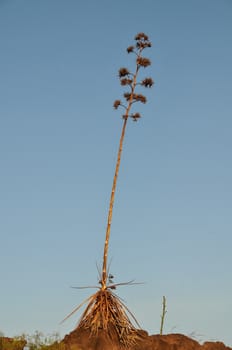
top-left (1, 331), bottom-right (231, 350)
top-left (62, 328), bottom-right (232, 350)
top-left (0, 337), bottom-right (27, 350)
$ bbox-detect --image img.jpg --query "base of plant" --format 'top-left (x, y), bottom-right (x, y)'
top-left (74, 289), bottom-right (142, 347)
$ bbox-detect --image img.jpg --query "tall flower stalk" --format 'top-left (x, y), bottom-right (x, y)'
top-left (62, 33), bottom-right (154, 347)
top-left (101, 33), bottom-right (153, 290)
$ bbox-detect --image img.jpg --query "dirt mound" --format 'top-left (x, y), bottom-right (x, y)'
top-left (61, 329), bottom-right (232, 350)
top-left (0, 337), bottom-right (26, 350)
top-left (149, 334), bottom-right (232, 350)
top-left (202, 342), bottom-right (232, 350)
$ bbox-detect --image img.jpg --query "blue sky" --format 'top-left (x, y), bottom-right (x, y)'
top-left (0, 0), bottom-right (232, 346)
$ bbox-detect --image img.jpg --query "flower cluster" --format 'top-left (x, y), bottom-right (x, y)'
top-left (141, 78), bottom-right (154, 88)
top-left (113, 100), bottom-right (121, 109)
top-left (126, 45), bottom-right (134, 53)
top-left (131, 112), bottom-right (141, 122)
top-left (136, 57), bottom-right (151, 67)
top-left (113, 32), bottom-right (154, 121)
top-left (135, 32), bottom-right (149, 41)
top-left (125, 33), bottom-right (152, 55)
top-left (120, 78), bottom-right (133, 86)
top-left (118, 67), bottom-right (130, 77)
top-left (123, 93), bottom-right (147, 104)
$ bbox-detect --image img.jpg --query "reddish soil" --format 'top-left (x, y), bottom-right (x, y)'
top-left (0, 337), bottom-right (26, 350)
top-left (1, 332), bottom-right (231, 350)
top-left (62, 328), bottom-right (232, 350)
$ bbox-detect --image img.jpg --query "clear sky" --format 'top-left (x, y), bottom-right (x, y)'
top-left (0, 0), bottom-right (232, 346)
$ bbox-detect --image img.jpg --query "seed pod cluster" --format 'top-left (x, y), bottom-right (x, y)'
top-left (113, 32), bottom-right (154, 121)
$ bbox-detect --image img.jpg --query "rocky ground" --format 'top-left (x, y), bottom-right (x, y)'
top-left (1, 331), bottom-right (231, 350)
top-left (0, 337), bottom-right (27, 350)
top-left (61, 328), bottom-right (232, 350)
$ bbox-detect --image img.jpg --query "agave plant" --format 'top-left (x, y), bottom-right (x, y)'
top-left (62, 32), bottom-right (154, 347)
